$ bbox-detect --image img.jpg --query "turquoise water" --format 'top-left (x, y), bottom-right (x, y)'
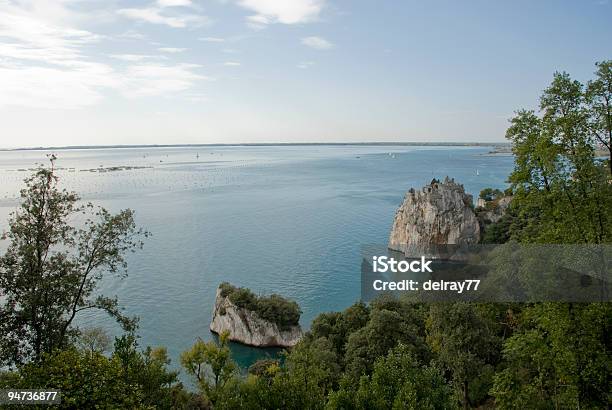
top-left (0, 145), bottom-right (514, 369)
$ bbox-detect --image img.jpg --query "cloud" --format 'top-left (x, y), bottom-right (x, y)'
top-left (0, 2), bottom-right (209, 108)
top-left (237, 0), bottom-right (325, 26)
top-left (117, 6), bottom-right (208, 28)
top-left (158, 47), bottom-right (187, 53)
top-left (121, 63), bottom-right (210, 97)
top-left (119, 30), bottom-right (147, 40)
top-left (0, 63), bottom-right (117, 109)
top-left (0, 3), bottom-right (101, 64)
top-left (157, 0), bottom-right (193, 6)
top-left (200, 36), bottom-right (225, 42)
top-left (224, 61), bottom-right (241, 66)
top-left (0, 1), bottom-right (114, 108)
top-left (110, 54), bottom-right (160, 62)
top-left (297, 61), bottom-right (315, 69)
top-left (301, 36), bottom-right (333, 50)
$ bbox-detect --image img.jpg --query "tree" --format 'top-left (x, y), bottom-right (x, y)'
top-left (309, 301), bottom-right (370, 361)
top-left (426, 303), bottom-right (500, 409)
top-left (479, 188), bottom-right (503, 202)
top-left (181, 331), bottom-right (237, 405)
top-left (0, 157), bottom-right (148, 366)
top-left (327, 343), bottom-right (455, 410)
top-left (585, 60), bottom-right (612, 173)
top-left (2, 336), bottom-right (187, 409)
top-left (492, 62), bottom-right (612, 409)
top-left (491, 303), bottom-right (610, 409)
top-left (113, 334), bottom-right (186, 409)
top-left (506, 65), bottom-right (612, 244)
top-left (13, 348), bottom-right (143, 409)
top-left (76, 326), bottom-right (112, 355)
top-left (344, 296), bottom-right (430, 381)
top-left (281, 337), bottom-right (340, 406)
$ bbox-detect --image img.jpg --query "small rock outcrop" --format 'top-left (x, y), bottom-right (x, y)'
top-left (388, 177), bottom-right (480, 257)
top-left (210, 284), bottom-right (303, 348)
top-left (477, 196), bottom-right (512, 224)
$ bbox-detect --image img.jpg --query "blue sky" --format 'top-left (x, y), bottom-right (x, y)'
top-left (0, 0), bottom-right (610, 148)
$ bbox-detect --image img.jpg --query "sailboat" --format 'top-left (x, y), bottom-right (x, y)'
top-left (476, 169), bottom-right (480, 176)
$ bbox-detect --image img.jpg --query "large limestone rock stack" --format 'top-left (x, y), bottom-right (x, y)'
top-left (388, 177), bottom-right (480, 258)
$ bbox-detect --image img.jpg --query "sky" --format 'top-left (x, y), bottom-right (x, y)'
top-left (0, 0), bottom-right (610, 148)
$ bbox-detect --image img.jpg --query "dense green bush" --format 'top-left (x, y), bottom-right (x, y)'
top-left (1, 336), bottom-right (194, 410)
top-left (479, 187), bottom-right (503, 202)
top-left (219, 282), bottom-right (302, 330)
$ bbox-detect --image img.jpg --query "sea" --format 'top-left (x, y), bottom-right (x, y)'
top-left (0, 145), bottom-right (514, 370)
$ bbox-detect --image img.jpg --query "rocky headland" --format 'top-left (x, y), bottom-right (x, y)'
top-left (210, 283), bottom-right (303, 348)
top-left (388, 177), bottom-right (481, 258)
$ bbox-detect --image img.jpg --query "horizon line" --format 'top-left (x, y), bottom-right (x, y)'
top-left (1, 141), bottom-right (509, 152)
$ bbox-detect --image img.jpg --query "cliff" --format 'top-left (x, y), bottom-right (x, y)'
top-left (388, 177), bottom-right (480, 257)
top-left (210, 284), bottom-right (303, 348)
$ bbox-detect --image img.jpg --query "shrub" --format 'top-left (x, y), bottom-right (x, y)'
top-left (218, 283), bottom-right (301, 330)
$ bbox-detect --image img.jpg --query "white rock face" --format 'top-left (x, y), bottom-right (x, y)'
top-left (210, 288), bottom-right (303, 348)
top-left (388, 177), bottom-right (480, 257)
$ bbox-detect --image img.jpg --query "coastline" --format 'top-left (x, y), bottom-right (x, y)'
top-left (0, 141), bottom-right (511, 152)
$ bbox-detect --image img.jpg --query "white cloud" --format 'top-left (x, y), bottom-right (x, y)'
top-left (297, 61), bottom-right (314, 69)
top-left (158, 47), bottom-right (187, 53)
top-left (121, 63), bottom-right (210, 97)
top-left (237, 0), bottom-right (325, 26)
top-left (117, 6), bottom-right (208, 28)
top-left (301, 36), bottom-right (332, 50)
top-left (200, 37), bottom-right (225, 42)
top-left (224, 61), bottom-right (241, 66)
top-left (0, 2), bottom-right (209, 108)
top-left (157, 0), bottom-right (193, 6)
top-left (119, 30), bottom-right (147, 40)
top-left (0, 64), bottom-right (117, 109)
top-left (0, 3), bottom-right (101, 64)
top-left (111, 54), bottom-right (160, 62)
top-left (0, 1), bottom-right (114, 108)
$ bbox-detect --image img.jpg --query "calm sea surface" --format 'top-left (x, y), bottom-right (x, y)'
top-left (0, 145), bottom-right (514, 369)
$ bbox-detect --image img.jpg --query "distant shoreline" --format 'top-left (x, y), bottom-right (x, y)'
top-left (1, 142), bottom-right (510, 152)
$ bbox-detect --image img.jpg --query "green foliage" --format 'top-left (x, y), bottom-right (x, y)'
top-left (310, 301), bottom-right (370, 360)
top-left (328, 343), bottom-right (456, 410)
top-left (4, 336), bottom-right (186, 409)
top-left (479, 188), bottom-right (503, 202)
top-left (283, 337), bottom-right (341, 400)
top-left (506, 63), bottom-right (612, 244)
top-left (76, 326), bottom-right (112, 354)
top-left (490, 303), bottom-right (611, 409)
top-left (247, 359), bottom-right (280, 377)
top-left (481, 212), bottom-right (514, 244)
top-left (585, 60), bottom-right (612, 173)
top-left (426, 303), bottom-right (501, 408)
top-left (181, 331), bottom-right (237, 405)
top-left (113, 334), bottom-right (186, 409)
top-left (219, 282), bottom-right (301, 330)
top-left (344, 296), bottom-right (430, 381)
top-left (15, 348), bottom-right (142, 409)
top-left (0, 158), bottom-right (148, 366)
